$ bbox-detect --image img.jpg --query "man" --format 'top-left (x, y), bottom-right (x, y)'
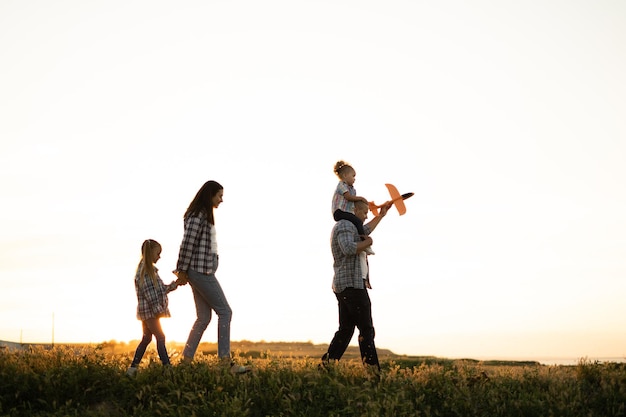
top-left (322, 199), bottom-right (391, 371)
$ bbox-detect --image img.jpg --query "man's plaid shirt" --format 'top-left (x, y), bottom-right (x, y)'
top-left (176, 212), bottom-right (216, 275)
top-left (135, 266), bottom-right (178, 321)
top-left (331, 219), bottom-right (371, 293)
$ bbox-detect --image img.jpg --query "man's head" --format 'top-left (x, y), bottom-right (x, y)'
top-left (354, 200), bottom-right (369, 222)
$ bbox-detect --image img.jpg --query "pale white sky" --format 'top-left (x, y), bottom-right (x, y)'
top-left (1, 0), bottom-right (625, 362)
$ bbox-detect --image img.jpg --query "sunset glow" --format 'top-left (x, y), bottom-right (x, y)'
top-left (1, 0), bottom-right (625, 364)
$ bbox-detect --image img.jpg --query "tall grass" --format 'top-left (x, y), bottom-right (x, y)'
top-left (1, 346), bottom-right (625, 416)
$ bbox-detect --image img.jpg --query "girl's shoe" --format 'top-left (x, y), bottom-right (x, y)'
top-left (126, 366), bottom-right (138, 377)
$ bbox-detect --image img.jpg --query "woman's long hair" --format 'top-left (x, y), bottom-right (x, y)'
top-left (137, 239), bottom-right (161, 287)
top-left (184, 180), bottom-right (223, 225)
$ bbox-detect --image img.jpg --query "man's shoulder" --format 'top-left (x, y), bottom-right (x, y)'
top-left (333, 219), bottom-right (357, 232)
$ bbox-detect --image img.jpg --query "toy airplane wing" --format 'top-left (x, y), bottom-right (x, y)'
top-left (368, 183), bottom-right (414, 216)
top-left (385, 183), bottom-right (407, 215)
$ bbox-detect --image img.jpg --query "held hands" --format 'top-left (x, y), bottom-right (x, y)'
top-left (173, 270), bottom-right (189, 286)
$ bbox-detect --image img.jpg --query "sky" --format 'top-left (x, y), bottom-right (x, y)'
top-left (1, 0), bottom-right (625, 363)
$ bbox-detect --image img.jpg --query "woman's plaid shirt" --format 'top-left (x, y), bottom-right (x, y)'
top-left (331, 220), bottom-right (372, 293)
top-left (135, 266), bottom-right (178, 321)
top-left (176, 212), bottom-right (215, 275)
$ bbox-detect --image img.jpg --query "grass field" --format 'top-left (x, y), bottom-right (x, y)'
top-left (1, 342), bottom-right (625, 416)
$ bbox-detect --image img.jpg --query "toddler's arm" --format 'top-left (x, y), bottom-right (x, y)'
top-left (343, 192), bottom-right (368, 204)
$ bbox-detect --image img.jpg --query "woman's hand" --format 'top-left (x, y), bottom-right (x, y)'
top-left (173, 270), bottom-right (189, 285)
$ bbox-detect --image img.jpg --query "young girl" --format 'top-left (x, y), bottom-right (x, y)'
top-left (332, 160), bottom-right (375, 255)
top-left (127, 239), bottom-right (181, 377)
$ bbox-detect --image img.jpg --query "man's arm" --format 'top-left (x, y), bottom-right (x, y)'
top-left (336, 223), bottom-right (358, 255)
top-left (364, 202), bottom-right (392, 234)
top-left (337, 222), bottom-right (374, 254)
top-left (356, 236), bottom-right (373, 254)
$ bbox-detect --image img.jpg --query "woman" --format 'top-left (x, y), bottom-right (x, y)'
top-left (174, 180), bottom-right (248, 373)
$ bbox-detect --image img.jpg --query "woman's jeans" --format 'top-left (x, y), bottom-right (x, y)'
top-left (131, 318), bottom-right (170, 366)
top-left (183, 261), bottom-right (233, 359)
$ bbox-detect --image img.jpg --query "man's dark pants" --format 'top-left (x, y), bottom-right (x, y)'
top-left (326, 287), bottom-right (379, 369)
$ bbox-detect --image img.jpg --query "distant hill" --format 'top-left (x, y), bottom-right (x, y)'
top-left (99, 340), bottom-right (399, 360)
top-left (209, 340), bottom-right (399, 360)
top-left (0, 340), bottom-right (24, 350)
top-left (1, 339), bottom-right (399, 359)
top-left (0, 340), bottom-right (541, 366)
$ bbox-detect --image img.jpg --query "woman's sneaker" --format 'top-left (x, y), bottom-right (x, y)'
top-left (230, 364), bottom-right (251, 374)
top-left (126, 366), bottom-right (138, 377)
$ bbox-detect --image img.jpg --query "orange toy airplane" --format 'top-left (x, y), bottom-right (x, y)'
top-left (368, 183), bottom-right (414, 216)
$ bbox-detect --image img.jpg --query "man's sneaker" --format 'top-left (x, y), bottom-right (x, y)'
top-left (319, 352), bottom-right (331, 371)
top-left (364, 363), bottom-right (381, 382)
top-left (126, 366), bottom-right (138, 377)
